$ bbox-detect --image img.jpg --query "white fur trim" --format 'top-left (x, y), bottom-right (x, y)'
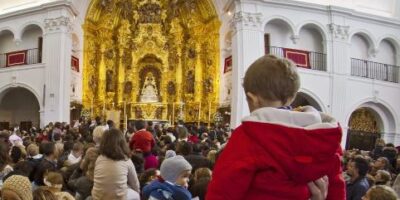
top-left (242, 106), bottom-right (338, 130)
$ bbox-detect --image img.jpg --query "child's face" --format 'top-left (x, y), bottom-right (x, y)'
top-left (175, 170), bottom-right (191, 189)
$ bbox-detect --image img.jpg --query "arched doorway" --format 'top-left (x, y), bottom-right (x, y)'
top-left (82, 0), bottom-right (221, 125)
top-left (0, 87), bottom-right (40, 130)
top-left (346, 108), bottom-right (382, 150)
top-left (291, 92), bottom-right (323, 111)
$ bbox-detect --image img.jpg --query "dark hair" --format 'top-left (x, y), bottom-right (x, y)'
top-left (107, 120), bottom-right (115, 128)
top-left (10, 146), bottom-right (23, 163)
top-left (40, 142), bottom-right (56, 156)
top-left (139, 168), bottom-right (158, 188)
top-left (63, 141), bottom-right (74, 153)
top-left (353, 156), bottom-right (370, 177)
top-left (0, 144), bottom-right (11, 171)
top-left (135, 120), bottom-right (146, 131)
top-left (131, 153), bottom-right (144, 174)
top-left (176, 141), bottom-right (193, 156)
top-left (99, 128), bottom-right (131, 161)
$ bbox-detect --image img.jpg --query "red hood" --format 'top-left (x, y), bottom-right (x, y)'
top-left (241, 107), bottom-right (343, 183)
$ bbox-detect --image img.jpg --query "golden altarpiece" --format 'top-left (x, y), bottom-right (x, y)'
top-left (83, 0), bottom-right (221, 124)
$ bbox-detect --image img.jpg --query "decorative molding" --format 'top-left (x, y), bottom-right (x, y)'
top-left (230, 12), bottom-right (263, 32)
top-left (44, 16), bottom-right (72, 33)
top-left (328, 23), bottom-right (349, 40)
top-left (368, 48), bottom-right (379, 58)
top-left (290, 35), bottom-right (300, 44)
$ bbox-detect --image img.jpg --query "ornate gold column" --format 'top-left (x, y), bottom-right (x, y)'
top-left (194, 42), bottom-right (203, 102)
top-left (117, 49), bottom-right (125, 105)
top-left (176, 45), bottom-right (183, 102)
top-left (98, 41), bottom-right (107, 103)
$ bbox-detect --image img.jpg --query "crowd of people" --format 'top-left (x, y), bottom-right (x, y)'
top-left (0, 55), bottom-right (399, 200)
top-left (0, 119), bottom-right (229, 200)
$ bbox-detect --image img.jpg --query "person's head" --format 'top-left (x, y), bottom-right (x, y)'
top-left (348, 156), bottom-right (370, 178)
top-left (72, 142), bottom-right (84, 155)
top-left (160, 155), bottom-right (192, 188)
top-left (176, 141), bottom-right (192, 156)
top-left (375, 157), bottom-right (390, 170)
top-left (363, 185), bottom-right (399, 200)
top-left (10, 145), bottom-right (25, 164)
top-left (92, 126), bottom-right (105, 145)
top-left (27, 144), bottom-right (39, 157)
top-left (375, 170), bottom-right (391, 185)
top-left (3, 161), bottom-right (33, 181)
top-left (44, 171), bottom-right (63, 190)
top-left (40, 142), bottom-right (56, 159)
top-left (33, 188), bottom-right (57, 200)
top-left (207, 150), bottom-right (217, 164)
top-left (0, 142), bottom-right (11, 169)
top-left (99, 128), bottom-right (130, 161)
top-left (80, 147), bottom-right (99, 181)
top-left (106, 120), bottom-right (115, 128)
top-left (135, 120), bottom-right (146, 131)
top-left (1, 175), bottom-right (33, 200)
top-left (243, 55), bottom-right (300, 112)
top-left (194, 168), bottom-right (212, 182)
top-left (140, 168), bottom-right (160, 186)
top-left (177, 127), bottom-right (188, 140)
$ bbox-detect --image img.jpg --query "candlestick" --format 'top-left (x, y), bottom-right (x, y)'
top-left (198, 102), bottom-right (201, 127)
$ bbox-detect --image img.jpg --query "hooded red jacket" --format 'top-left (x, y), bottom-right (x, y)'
top-left (207, 107), bottom-right (345, 200)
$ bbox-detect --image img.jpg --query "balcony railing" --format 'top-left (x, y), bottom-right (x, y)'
top-left (351, 58), bottom-right (399, 83)
top-left (0, 48), bottom-right (42, 68)
top-left (267, 46), bottom-right (327, 71)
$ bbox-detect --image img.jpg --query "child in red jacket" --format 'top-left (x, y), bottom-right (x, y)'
top-left (207, 55), bottom-right (345, 200)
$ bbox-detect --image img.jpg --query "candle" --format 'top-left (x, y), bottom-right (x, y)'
top-left (208, 101), bottom-right (211, 128)
top-left (123, 101), bottom-right (127, 132)
top-left (172, 102), bottom-right (175, 126)
top-left (90, 98), bottom-right (94, 118)
top-left (198, 102), bottom-right (201, 127)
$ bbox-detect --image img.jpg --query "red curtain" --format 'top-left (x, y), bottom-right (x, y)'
top-left (6, 50), bottom-right (27, 67)
top-left (224, 56), bottom-right (232, 73)
top-left (71, 56), bottom-right (79, 72)
top-left (282, 48), bottom-right (310, 68)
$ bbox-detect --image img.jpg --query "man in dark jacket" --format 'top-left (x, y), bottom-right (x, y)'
top-left (346, 156), bottom-right (370, 200)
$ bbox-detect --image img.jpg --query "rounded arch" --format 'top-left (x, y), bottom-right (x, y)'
top-left (295, 88), bottom-right (327, 112)
top-left (17, 22), bottom-right (44, 40)
top-left (377, 35), bottom-right (400, 55)
top-left (346, 98), bottom-right (397, 134)
top-left (0, 86), bottom-right (41, 129)
top-left (0, 83), bottom-right (42, 111)
top-left (263, 16), bottom-right (296, 36)
top-left (348, 29), bottom-right (377, 50)
top-left (0, 27), bottom-right (16, 38)
top-left (295, 21), bottom-right (329, 42)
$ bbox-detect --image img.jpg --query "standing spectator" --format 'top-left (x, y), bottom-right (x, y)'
top-left (347, 156), bottom-right (370, 200)
top-left (1, 175), bottom-right (32, 200)
top-left (362, 185), bottom-right (398, 200)
top-left (9, 127), bottom-right (23, 146)
top-left (34, 142), bottom-right (57, 186)
top-left (92, 128), bottom-right (140, 200)
top-left (130, 120), bottom-right (155, 153)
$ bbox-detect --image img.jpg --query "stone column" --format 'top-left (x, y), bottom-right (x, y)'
top-left (42, 16), bottom-right (72, 124)
top-left (328, 23), bottom-right (351, 147)
top-left (230, 11), bottom-right (264, 129)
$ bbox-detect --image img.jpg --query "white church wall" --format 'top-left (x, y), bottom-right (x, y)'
top-left (297, 26), bottom-right (323, 52)
top-left (0, 31), bottom-right (14, 53)
top-left (375, 40), bottom-right (396, 65)
top-left (350, 34), bottom-right (370, 60)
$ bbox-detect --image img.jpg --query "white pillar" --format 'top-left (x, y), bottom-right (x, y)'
top-left (230, 11), bottom-right (264, 129)
top-left (42, 16), bottom-right (73, 125)
top-left (328, 23), bottom-right (351, 148)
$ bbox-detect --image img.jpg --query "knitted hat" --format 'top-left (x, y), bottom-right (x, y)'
top-left (165, 150), bottom-right (176, 159)
top-left (2, 175), bottom-right (33, 200)
top-left (160, 155), bottom-right (192, 183)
